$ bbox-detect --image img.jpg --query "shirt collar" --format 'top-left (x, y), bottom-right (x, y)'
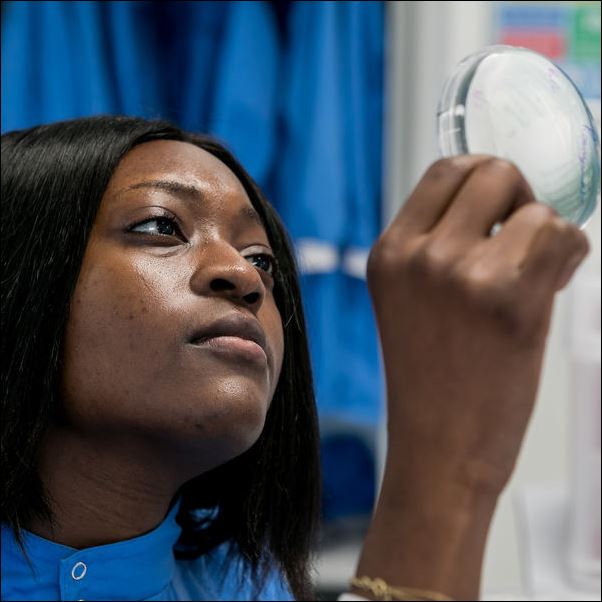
top-left (2, 498), bottom-right (182, 601)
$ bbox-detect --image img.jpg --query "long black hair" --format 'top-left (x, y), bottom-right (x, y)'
top-left (1, 115), bottom-right (321, 600)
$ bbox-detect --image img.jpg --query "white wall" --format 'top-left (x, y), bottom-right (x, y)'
top-left (383, 1), bottom-right (601, 596)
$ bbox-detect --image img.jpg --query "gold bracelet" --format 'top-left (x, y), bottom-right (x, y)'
top-left (350, 576), bottom-right (454, 601)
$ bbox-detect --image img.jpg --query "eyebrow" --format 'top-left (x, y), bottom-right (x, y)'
top-left (123, 179), bottom-right (265, 229)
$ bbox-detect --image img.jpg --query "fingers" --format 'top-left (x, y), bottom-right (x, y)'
top-left (393, 155), bottom-right (494, 235)
top-left (520, 212), bottom-right (590, 292)
top-left (390, 155), bottom-right (589, 297)
top-left (493, 203), bottom-right (590, 292)
top-left (434, 159), bottom-right (537, 241)
top-left (487, 204), bottom-right (558, 268)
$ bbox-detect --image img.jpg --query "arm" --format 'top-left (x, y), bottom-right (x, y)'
top-left (355, 436), bottom-right (498, 600)
top-left (354, 156), bottom-right (589, 601)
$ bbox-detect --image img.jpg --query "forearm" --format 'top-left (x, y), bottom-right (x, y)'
top-left (355, 154), bottom-right (587, 602)
top-left (354, 443), bottom-right (499, 601)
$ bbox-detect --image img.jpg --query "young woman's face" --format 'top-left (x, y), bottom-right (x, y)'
top-left (59, 140), bottom-right (284, 470)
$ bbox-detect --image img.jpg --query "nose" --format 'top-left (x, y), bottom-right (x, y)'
top-left (190, 241), bottom-right (266, 311)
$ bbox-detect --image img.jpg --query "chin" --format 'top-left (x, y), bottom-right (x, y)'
top-left (173, 380), bottom-right (271, 462)
top-left (219, 397), bottom-right (268, 455)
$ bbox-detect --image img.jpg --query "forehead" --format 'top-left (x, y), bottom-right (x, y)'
top-left (104, 139), bottom-right (252, 208)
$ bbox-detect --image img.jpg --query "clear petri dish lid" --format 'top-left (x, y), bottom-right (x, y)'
top-left (438, 45), bottom-right (600, 227)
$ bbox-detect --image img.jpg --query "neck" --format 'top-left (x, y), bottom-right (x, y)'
top-left (26, 424), bottom-right (184, 549)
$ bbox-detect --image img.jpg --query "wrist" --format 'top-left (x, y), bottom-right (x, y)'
top-left (356, 464), bottom-right (499, 601)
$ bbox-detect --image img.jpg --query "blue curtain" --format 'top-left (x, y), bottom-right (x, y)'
top-left (276, 2), bottom-right (384, 431)
top-left (1, 1), bottom-right (279, 184)
top-left (2, 0), bottom-right (384, 519)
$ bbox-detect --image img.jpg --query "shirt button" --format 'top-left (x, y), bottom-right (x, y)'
top-left (71, 561), bottom-right (87, 580)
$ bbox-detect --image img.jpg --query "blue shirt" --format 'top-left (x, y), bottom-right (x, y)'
top-left (1, 501), bottom-right (293, 601)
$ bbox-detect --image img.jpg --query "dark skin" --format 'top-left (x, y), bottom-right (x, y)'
top-left (357, 156), bottom-right (588, 599)
top-left (29, 146), bottom-right (589, 600)
top-left (30, 140), bottom-right (284, 547)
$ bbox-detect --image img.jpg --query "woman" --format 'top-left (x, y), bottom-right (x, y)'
top-left (1, 116), bottom-right (588, 601)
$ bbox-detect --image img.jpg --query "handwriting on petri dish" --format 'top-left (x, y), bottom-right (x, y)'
top-left (471, 89), bottom-right (488, 110)
top-left (547, 67), bottom-right (561, 94)
top-left (578, 125), bottom-right (596, 203)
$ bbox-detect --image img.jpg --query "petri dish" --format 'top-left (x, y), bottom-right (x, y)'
top-left (438, 45), bottom-right (600, 227)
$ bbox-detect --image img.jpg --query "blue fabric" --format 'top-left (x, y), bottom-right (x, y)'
top-left (1, 1), bottom-right (279, 186)
top-left (333, 276), bottom-right (383, 425)
top-left (208, 2), bottom-right (280, 185)
top-left (2, 1), bottom-right (162, 129)
top-left (1, 500), bottom-right (293, 601)
top-left (276, 1), bottom-right (347, 245)
top-left (276, 1), bottom-right (384, 426)
top-left (275, 1), bottom-right (383, 249)
top-left (1, 1), bottom-right (157, 132)
top-left (1, 0), bottom-right (385, 520)
top-left (321, 434), bottom-right (376, 520)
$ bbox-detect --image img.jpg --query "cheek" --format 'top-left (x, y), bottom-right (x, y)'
top-left (58, 254), bottom-right (280, 463)
top-left (59, 260), bottom-right (176, 428)
top-left (262, 302), bottom-right (285, 397)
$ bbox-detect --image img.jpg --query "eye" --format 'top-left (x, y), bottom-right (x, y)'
top-left (129, 216), bottom-right (183, 239)
top-left (246, 253), bottom-right (277, 276)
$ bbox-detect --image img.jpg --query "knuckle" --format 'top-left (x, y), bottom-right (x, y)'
top-left (551, 215), bottom-right (569, 232)
top-left (574, 229), bottom-right (590, 255)
top-left (517, 203), bottom-right (558, 228)
top-left (424, 158), bottom-right (458, 181)
top-left (424, 156), bottom-right (478, 182)
top-left (368, 235), bottom-right (458, 288)
top-left (478, 158), bottom-right (528, 190)
top-left (463, 263), bottom-right (505, 299)
top-left (367, 232), bottom-right (409, 280)
top-left (537, 213), bottom-right (568, 240)
top-left (483, 157), bottom-right (519, 176)
top-left (563, 223), bottom-right (590, 255)
top-left (366, 238), bottom-right (389, 278)
top-left (536, 216), bottom-right (589, 259)
top-left (405, 240), bottom-right (454, 283)
top-left (530, 203), bottom-right (559, 222)
top-left (461, 263), bottom-right (526, 333)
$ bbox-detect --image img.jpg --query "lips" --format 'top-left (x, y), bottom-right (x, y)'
top-left (189, 314), bottom-right (268, 355)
